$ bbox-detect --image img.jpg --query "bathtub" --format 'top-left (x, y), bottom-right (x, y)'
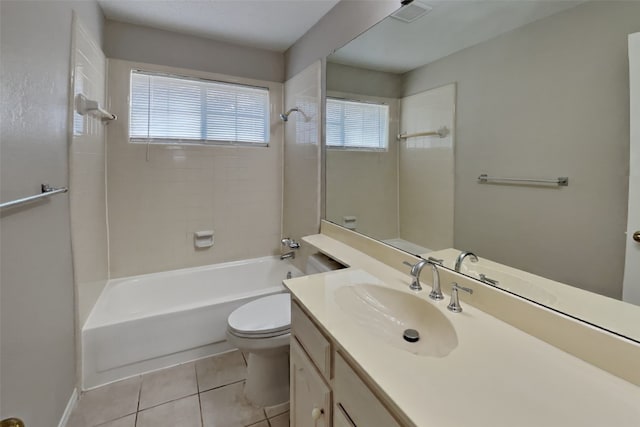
top-left (82, 256), bottom-right (302, 389)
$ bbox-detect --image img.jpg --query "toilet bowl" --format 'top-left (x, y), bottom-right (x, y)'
top-left (226, 254), bottom-right (341, 407)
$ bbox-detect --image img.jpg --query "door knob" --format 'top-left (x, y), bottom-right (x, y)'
top-left (634, 231), bottom-right (640, 243)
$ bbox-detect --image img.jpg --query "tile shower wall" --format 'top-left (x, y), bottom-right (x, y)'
top-left (399, 84), bottom-right (455, 251)
top-left (325, 92), bottom-right (399, 240)
top-left (282, 60), bottom-right (322, 270)
top-left (106, 59), bottom-right (284, 278)
top-left (70, 16), bottom-right (109, 326)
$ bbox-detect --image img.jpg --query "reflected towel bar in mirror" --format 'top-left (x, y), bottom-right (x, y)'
top-left (478, 174), bottom-right (569, 187)
top-left (397, 126), bottom-right (449, 140)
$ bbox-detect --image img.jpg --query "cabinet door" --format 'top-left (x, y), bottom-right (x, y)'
top-left (334, 352), bottom-right (402, 427)
top-left (334, 404), bottom-right (356, 427)
top-left (291, 338), bottom-right (331, 427)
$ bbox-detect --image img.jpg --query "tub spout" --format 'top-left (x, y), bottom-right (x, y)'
top-left (280, 252), bottom-right (295, 260)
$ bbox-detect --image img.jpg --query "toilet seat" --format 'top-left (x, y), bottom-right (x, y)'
top-left (227, 293), bottom-right (291, 339)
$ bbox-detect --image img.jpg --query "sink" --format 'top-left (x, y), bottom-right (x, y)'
top-left (334, 284), bottom-right (458, 357)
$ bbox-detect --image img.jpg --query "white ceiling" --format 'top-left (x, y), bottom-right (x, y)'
top-left (98, 0), bottom-right (341, 52)
top-left (329, 0), bottom-right (584, 74)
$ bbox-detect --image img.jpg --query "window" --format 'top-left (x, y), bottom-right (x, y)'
top-left (130, 70), bottom-right (270, 145)
top-left (326, 98), bottom-right (389, 150)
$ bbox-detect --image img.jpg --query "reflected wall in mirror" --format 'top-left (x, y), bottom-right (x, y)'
top-left (325, 0), bottom-right (640, 342)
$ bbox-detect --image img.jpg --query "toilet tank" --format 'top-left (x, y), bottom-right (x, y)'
top-left (305, 253), bottom-right (344, 274)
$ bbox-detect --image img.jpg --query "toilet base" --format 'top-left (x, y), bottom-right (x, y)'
top-left (245, 349), bottom-right (290, 407)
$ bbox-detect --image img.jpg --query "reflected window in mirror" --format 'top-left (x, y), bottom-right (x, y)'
top-left (326, 97), bottom-right (389, 151)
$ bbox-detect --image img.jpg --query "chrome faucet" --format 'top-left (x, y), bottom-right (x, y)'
top-left (403, 258), bottom-right (443, 299)
top-left (447, 283), bottom-right (473, 313)
top-left (281, 237), bottom-right (300, 249)
top-left (280, 251), bottom-right (295, 260)
top-left (403, 259), bottom-right (429, 291)
top-left (454, 251), bottom-right (478, 272)
top-left (427, 261), bottom-right (444, 300)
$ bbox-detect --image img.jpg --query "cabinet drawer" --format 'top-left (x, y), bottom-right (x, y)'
top-left (291, 338), bottom-right (331, 427)
top-left (291, 300), bottom-right (331, 379)
top-left (334, 352), bottom-right (402, 427)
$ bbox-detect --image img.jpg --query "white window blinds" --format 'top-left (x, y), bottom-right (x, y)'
top-left (130, 71), bottom-right (270, 145)
top-left (326, 98), bottom-right (389, 150)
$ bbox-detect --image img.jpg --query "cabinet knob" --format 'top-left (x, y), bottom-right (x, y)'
top-left (311, 407), bottom-right (324, 420)
top-left (633, 231), bottom-right (640, 243)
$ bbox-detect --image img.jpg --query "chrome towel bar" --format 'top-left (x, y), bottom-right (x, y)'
top-left (397, 126), bottom-right (449, 140)
top-left (0, 184), bottom-right (68, 209)
top-left (478, 174), bottom-right (568, 187)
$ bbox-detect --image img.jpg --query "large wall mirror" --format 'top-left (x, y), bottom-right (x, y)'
top-left (324, 0), bottom-right (640, 343)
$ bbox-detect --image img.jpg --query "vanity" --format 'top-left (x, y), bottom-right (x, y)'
top-left (284, 226), bottom-right (640, 427)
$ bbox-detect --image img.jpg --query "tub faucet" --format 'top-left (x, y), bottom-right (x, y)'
top-left (280, 251), bottom-right (295, 260)
top-left (454, 251), bottom-right (478, 272)
top-left (281, 237), bottom-right (300, 249)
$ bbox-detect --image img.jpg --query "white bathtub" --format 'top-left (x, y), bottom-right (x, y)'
top-left (82, 256), bottom-right (302, 389)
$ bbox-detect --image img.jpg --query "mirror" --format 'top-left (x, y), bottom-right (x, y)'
top-left (324, 0), bottom-right (640, 342)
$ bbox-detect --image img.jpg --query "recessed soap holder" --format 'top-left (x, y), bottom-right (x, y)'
top-left (194, 230), bottom-right (214, 248)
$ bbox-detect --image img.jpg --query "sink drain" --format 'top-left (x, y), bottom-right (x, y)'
top-left (403, 329), bottom-right (420, 343)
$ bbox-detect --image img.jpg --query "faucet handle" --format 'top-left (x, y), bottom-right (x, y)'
top-left (281, 237), bottom-right (300, 249)
top-left (427, 257), bottom-right (444, 265)
top-left (479, 273), bottom-right (499, 286)
top-left (447, 283), bottom-right (473, 313)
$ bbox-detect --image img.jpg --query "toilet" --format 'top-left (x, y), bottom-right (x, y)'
top-left (226, 254), bottom-right (341, 407)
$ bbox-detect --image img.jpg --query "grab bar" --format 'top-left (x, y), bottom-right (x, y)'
top-left (0, 184), bottom-right (68, 209)
top-left (478, 174), bottom-right (568, 187)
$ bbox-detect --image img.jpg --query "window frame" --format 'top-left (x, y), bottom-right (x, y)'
top-left (128, 69), bottom-right (271, 147)
top-left (325, 96), bottom-right (390, 152)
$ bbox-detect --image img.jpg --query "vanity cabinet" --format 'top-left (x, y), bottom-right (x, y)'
top-left (291, 339), bottom-right (331, 427)
top-left (291, 300), bottom-right (404, 427)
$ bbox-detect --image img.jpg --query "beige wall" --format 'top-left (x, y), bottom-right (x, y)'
top-left (325, 92), bottom-right (399, 240)
top-left (106, 59), bottom-right (284, 278)
top-left (283, 61), bottom-right (323, 271)
top-left (399, 84), bottom-right (455, 251)
top-left (402, 1), bottom-right (640, 298)
top-left (105, 20), bottom-right (285, 83)
top-left (327, 62), bottom-right (402, 98)
top-left (284, 0), bottom-right (398, 79)
top-left (69, 17), bottom-right (109, 327)
top-left (0, 1), bottom-right (104, 425)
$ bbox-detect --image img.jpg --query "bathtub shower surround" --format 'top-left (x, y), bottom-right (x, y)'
top-left (106, 59), bottom-right (284, 278)
top-left (282, 60), bottom-right (322, 272)
top-left (69, 15), bottom-right (110, 328)
top-left (83, 256), bottom-right (302, 389)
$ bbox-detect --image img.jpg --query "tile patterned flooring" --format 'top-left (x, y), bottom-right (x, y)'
top-left (68, 351), bottom-right (290, 427)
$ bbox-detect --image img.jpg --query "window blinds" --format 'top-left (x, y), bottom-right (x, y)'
top-left (130, 71), bottom-right (270, 144)
top-left (326, 98), bottom-right (389, 150)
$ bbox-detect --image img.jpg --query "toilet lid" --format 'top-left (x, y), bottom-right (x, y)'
top-left (228, 293), bottom-right (291, 338)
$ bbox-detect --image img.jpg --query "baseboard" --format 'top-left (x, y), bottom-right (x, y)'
top-left (57, 388), bottom-right (78, 427)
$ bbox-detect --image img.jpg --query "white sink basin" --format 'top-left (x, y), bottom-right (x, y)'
top-left (335, 284), bottom-right (458, 357)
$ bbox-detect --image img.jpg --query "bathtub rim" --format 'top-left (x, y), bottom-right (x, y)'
top-left (83, 255), bottom-right (301, 330)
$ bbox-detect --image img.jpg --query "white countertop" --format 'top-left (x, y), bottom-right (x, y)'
top-left (285, 235), bottom-right (640, 427)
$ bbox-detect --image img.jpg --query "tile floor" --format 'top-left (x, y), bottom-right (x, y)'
top-left (68, 351), bottom-right (290, 427)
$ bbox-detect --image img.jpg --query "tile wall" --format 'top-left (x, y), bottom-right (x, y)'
top-left (106, 59), bottom-right (284, 278)
top-left (325, 92), bottom-right (399, 241)
top-left (282, 60), bottom-right (322, 270)
top-left (70, 16), bottom-right (110, 325)
top-left (399, 83), bottom-right (455, 251)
